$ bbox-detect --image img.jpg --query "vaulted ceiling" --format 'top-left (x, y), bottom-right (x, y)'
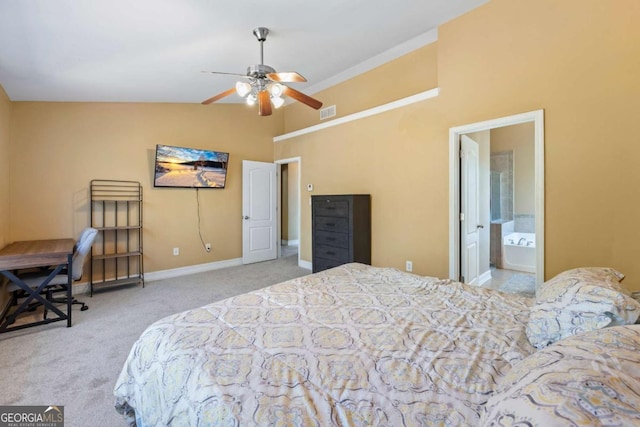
top-left (0, 0), bottom-right (488, 103)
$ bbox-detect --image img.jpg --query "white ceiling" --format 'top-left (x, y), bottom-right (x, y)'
top-left (0, 0), bottom-right (488, 104)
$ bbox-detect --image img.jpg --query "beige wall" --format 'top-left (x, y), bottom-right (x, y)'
top-left (276, 101), bottom-right (451, 277)
top-left (284, 43), bottom-right (439, 133)
top-left (8, 102), bottom-right (283, 274)
top-left (0, 85), bottom-right (11, 307)
top-left (277, 0), bottom-right (640, 289)
top-left (0, 86), bottom-right (11, 249)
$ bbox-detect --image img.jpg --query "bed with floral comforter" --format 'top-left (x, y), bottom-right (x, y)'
top-left (114, 263), bottom-right (537, 426)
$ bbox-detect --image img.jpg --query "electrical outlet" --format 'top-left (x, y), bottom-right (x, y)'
top-left (405, 260), bottom-right (413, 272)
top-left (205, 243), bottom-right (211, 252)
top-left (173, 247), bottom-right (179, 256)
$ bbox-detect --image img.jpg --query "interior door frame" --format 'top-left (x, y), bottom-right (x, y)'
top-left (275, 156), bottom-right (302, 267)
top-left (449, 109), bottom-right (545, 287)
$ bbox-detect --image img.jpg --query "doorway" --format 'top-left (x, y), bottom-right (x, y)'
top-left (276, 157), bottom-right (301, 266)
top-left (449, 110), bottom-right (544, 289)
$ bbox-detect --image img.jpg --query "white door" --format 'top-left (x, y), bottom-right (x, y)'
top-left (460, 135), bottom-right (481, 284)
top-left (242, 160), bottom-right (277, 264)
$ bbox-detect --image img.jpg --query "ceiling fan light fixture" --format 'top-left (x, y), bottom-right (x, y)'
top-left (271, 96), bottom-right (285, 109)
top-left (246, 93), bottom-right (257, 106)
top-left (235, 81), bottom-right (252, 97)
top-left (268, 83), bottom-right (284, 98)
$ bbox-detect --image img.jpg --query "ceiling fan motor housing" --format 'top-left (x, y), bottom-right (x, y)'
top-left (247, 64), bottom-right (276, 78)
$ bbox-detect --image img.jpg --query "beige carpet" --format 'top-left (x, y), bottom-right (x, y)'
top-left (0, 255), bottom-right (309, 427)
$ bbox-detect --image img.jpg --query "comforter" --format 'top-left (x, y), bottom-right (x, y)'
top-left (114, 263), bottom-right (535, 426)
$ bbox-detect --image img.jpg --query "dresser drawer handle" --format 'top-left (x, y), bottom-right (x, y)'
top-left (325, 237), bottom-right (336, 241)
top-left (326, 251), bottom-right (336, 256)
top-left (326, 206), bottom-right (336, 210)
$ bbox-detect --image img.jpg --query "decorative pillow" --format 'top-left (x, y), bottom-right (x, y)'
top-left (481, 325), bottom-right (640, 427)
top-left (526, 267), bottom-right (640, 349)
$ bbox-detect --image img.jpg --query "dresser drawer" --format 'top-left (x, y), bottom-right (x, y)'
top-left (313, 257), bottom-right (345, 273)
top-left (314, 230), bottom-right (349, 248)
top-left (314, 200), bottom-right (349, 217)
top-left (314, 216), bottom-right (349, 233)
top-left (314, 244), bottom-right (349, 262)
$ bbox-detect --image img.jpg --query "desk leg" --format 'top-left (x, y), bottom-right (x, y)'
top-left (67, 253), bottom-right (72, 327)
top-left (0, 265), bottom-right (68, 333)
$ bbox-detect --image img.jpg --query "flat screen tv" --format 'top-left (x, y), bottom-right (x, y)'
top-left (154, 144), bottom-right (229, 188)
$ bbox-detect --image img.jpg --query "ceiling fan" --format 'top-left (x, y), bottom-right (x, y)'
top-left (201, 27), bottom-right (323, 116)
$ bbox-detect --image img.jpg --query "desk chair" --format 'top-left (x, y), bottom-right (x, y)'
top-left (8, 227), bottom-right (98, 318)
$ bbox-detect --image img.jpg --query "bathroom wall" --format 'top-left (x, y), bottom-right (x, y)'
top-left (489, 151), bottom-right (513, 221)
top-left (490, 122), bottom-right (535, 232)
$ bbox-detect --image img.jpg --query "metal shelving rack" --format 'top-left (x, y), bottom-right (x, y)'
top-left (90, 179), bottom-right (144, 295)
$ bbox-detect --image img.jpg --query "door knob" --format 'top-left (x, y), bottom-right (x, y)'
top-left (477, 224), bottom-right (484, 229)
top-left (243, 216), bottom-right (250, 220)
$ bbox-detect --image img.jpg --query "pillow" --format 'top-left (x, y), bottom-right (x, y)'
top-left (526, 267), bottom-right (640, 349)
top-left (481, 325), bottom-right (640, 426)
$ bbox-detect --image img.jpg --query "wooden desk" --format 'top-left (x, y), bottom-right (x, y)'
top-left (0, 238), bottom-right (74, 333)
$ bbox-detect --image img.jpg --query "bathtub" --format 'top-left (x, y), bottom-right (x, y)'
top-left (502, 232), bottom-right (536, 273)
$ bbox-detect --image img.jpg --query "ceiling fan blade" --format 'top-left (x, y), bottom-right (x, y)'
top-left (201, 70), bottom-right (247, 78)
top-left (267, 72), bottom-right (307, 83)
top-left (202, 87), bottom-right (236, 105)
top-left (258, 90), bottom-right (272, 116)
top-left (282, 86), bottom-right (323, 110)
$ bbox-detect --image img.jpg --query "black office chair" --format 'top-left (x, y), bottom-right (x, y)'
top-left (8, 227), bottom-right (98, 318)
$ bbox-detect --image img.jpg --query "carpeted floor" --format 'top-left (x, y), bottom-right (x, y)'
top-left (0, 255), bottom-right (309, 427)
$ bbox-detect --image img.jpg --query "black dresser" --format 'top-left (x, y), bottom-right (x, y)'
top-left (311, 194), bottom-right (371, 273)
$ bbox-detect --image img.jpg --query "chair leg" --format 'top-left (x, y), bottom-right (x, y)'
top-left (45, 289), bottom-right (89, 318)
top-left (72, 299), bottom-right (89, 311)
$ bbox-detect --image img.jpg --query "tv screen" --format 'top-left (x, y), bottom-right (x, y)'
top-left (154, 144), bottom-right (229, 188)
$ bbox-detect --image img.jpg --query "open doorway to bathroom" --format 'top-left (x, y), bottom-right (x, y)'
top-left (449, 110), bottom-right (544, 294)
top-left (276, 158), bottom-right (301, 263)
top-left (487, 124), bottom-right (536, 294)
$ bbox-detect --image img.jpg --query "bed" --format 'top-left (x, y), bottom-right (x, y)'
top-left (114, 263), bottom-right (640, 426)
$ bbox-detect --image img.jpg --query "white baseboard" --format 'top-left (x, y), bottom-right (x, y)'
top-left (74, 256), bottom-right (310, 294)
top-left (478, 269), bottom-right (492, 286)
top-left (281, 239), bottom-right (299, 246)
top-left (299, 259), bottom-right (312, 270)
top-left (145, 258), bottom-right (243, 282)
top-left (72, 258), bottom-right (244, 294)
top-left (73, 281), bottom-right (90, 295)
